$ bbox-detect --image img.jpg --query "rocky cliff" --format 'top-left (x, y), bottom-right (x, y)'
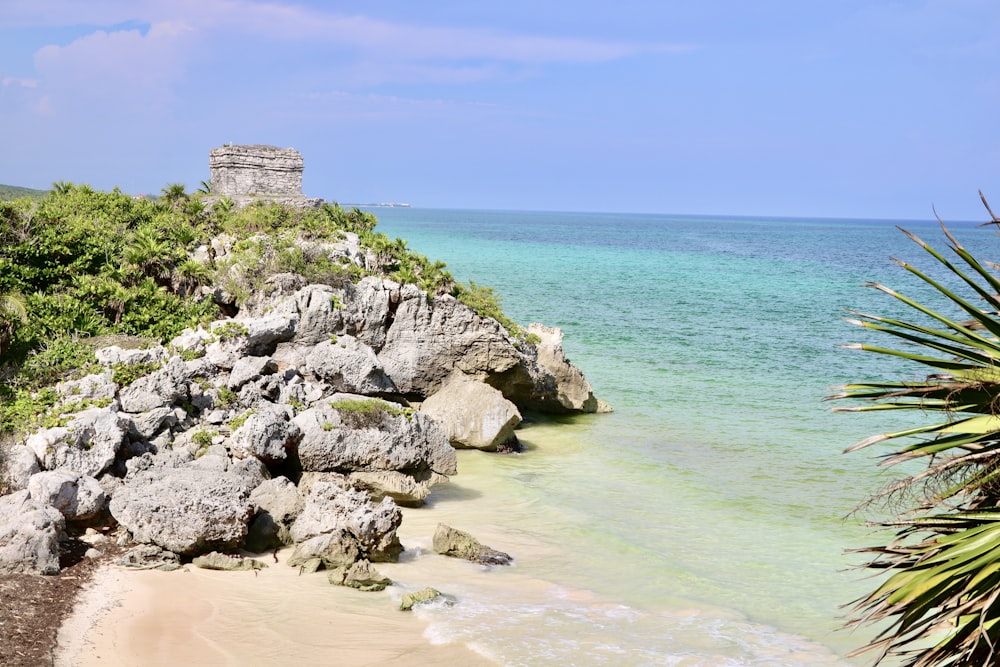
top-left (0, 228), bottom-right (605, 577)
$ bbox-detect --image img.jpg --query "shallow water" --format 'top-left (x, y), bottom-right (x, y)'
top-left (365, 207), bottom-right (1000, 665)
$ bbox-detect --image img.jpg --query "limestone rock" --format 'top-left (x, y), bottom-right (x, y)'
top-left (26, 407), bottom-right (128, 477)
top-left (193, 551), bottom-right (268, 571)
top-left (228, 355), bottom-right (278, 390)
top-left (327, 559), bottom-right (391, 591)
top-left (377, 286), bottom-right (523, 397)
top-left (304, 336), bottom-right (395, 394)
top-left (27, 470), bottom-right (106, 522)
top-left (118, 356), bottom-right (190, 413)
top-left (290, 481), bottom-right (402, 562)
top-left (1, 445), bottom-right (40, 492)
top-left (432, 524), bottom-right (512, 566)
top-left (287, 529), bottom-right (359, 569)
top-left (110, 466), bottom-right (254, 556)
top-left (246, 477), bottom-right (303, 552)
top-left (294, 397), bottom-right (456, 476)
top-left (420, 374), bottom-right (521, 451)
top-left (229, 404), bottom-right (301, 464)
top-left (348, 470), bottom-right (447, 507)
top-left (94, 345), bottom-right (168, 367)
top-left (526, 323), bottom-right (600, 413)
top-left (127, 406), bottom-right (177, 441)
top-left (116, 544), bottom-right (182, 571)
top-left (0, 490), bottom-right (65, 575)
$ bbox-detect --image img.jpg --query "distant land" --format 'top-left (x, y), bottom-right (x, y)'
top-left (346, 202), bottom-right (412, 208)
top-left (0, 184), bottom-right (49, 200)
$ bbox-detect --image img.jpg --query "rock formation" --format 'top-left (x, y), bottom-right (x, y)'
top-left (208, 144), bottom-right (322, 208)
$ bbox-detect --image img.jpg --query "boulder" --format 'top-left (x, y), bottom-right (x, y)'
top-left (1, 445), bottom-right (40, 492)
top-left (110, 466), bottom-right (254, 556)
top-left (327, 559), bottom-right (391, 592)
top-left (290, 481), bottom-right (402, 562)
top-left (304, 336), bottom-right (395, 394)
top-left (420, 374), bottom-right (521, 450)
top-left (27, 470), bottom-right (106, 522)
top-left (228, 355), bottom-right (278, 390)
top-left (283, 284), bottom-right (348, 346)
top-left (246, 477), bottom-right (303, 552)
top-left (118, 356), bottom-right (190, 413)
top-left (525, 324), bottom-right (600, 413)
top-left (432, 523), bottom-right (512, 566)
top-left (294, 397), bottom-right (456, 476)
top-left (287, 529), bottom-right (359, 569)
top-left (0, 490), bottom-right (65, 575)
top-left (338, 277), bottom-right (393, 350)
top-left (127, 406), bottom-right (177, 440)
top-left (377, 286), bottom-right (523, 397)
top-left (348, 470), bottom-right (447, 507)
top-left (26, 407), bottom-right (129, 477)
top-left (193, 551), bottom-right (268, 571)
top-left (56, 371), bottom-right (118, 403)
top-left (229, 404), bottom-right (301, 464)
top-left (94, 345), bottom-right (168, 367)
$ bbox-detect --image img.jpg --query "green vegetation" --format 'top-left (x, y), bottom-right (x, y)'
top-left (111, 361), bottom-right (161, 387)
top-left (329, 398), bottom-right (412, 428)
top-left (835, 204), bottom-right (1000, 666)
top-left (229, 409), bottom-right (254, 430)
top-left (0, 184), bottom-right (48, 201)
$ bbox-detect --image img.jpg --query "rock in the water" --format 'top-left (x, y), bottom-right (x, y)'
top-left (192, 551), bottom-right (268, 571)
top-left (400, 587), bottom-right (448, 611)
top-left (290, 481), bottom-right (402, 562)
top-left (0, 490), bottom-right (65, 575)
top-left (327, 559), bottom-right (391, 591)
top-left (27, 470), bottom-right (106, 522)
top-left (420, 374), bottom-right (521, 450)
top-left (110, 466), bottom-right (253, 556)
top-left (348, 470), bottom-right (447, 507)
top-left (525, 323), bottom-right (600, 413)
top-left (432, 523), bottom-right (512, 566)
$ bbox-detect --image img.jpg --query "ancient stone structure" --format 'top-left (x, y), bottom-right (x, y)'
top-left (209, 144), bottom-right (304, 197)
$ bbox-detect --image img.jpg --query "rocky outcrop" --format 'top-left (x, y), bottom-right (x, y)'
top-left (25, 407), bottom-right (129, 478)
top-left (0, 491), bottom-right (65, 575)
top-left (27, 471), bottom-right (105, 522)
top-left (420, 373), bottom-right (521, 451)
top-left (193, 551), bottom-right (268, 571)
top-left (328, 559), bottom-right (391, 591)
top-left (290, 481), bottom-right (402, 563)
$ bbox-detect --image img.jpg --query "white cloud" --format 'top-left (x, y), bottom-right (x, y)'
top-left (2, 77), bottom-right (39, 89)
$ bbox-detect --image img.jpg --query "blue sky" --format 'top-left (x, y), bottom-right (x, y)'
top-left (1, 1), bottom-right (998, 220)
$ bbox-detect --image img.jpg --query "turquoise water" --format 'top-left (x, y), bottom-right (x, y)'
top-left (367, 208), bottom-right (999, 665)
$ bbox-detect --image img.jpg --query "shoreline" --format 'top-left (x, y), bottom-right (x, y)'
top-left (55, 546), bottom-right (495, 666)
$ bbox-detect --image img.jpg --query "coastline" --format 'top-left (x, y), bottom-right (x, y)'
top-left (55, 547), bottom-right (494, 666)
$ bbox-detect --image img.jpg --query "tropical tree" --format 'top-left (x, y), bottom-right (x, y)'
top-left (0, 291), bottom-right (27, 358)
top-left (834, 197), bottom-right (1000, 666)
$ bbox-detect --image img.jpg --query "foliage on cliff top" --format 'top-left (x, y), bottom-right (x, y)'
top-left (835, 197), bottom-right (1000, 666)
top-left (0, 182), bottom-right (523, 412)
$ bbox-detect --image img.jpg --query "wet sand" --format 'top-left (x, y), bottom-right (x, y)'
top-left (55, 543), bottom-right (495, 666)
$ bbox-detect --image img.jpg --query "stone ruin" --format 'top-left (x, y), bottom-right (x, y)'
top-left (208, 144), bottom-right (322, 208)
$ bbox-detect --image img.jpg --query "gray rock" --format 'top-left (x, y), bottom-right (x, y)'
top-left (527, 323), bottom-right (600, 413)
top-left (287, 530), bottom-right (360, 568)
top-left (340, 278), bottom-right (393, 350)
top-left (348, 470), bottom-right (448, 507)
top-left (110, 466), bottom-right (254, 556)
top-left (118, 356), bottom-right (190, 413)
top-left (127, 406), bottom-right (178, 440)
top-left (304, 336), bottom-right (395, 394)
top-left (94, 345), bottom-right (168, 367)
top-left (26, 407), bottom-right (128, 477)
top-left (27, 470), bottom-right (106, 522)
top-left (229, 404), bottom-right (301, 464)
top-left (286, 284), bottom-right (348, 345)
top-left (0, 490), bottom-right (65, 575)
top-left (327, 559), bottom-right (391, 591)
top-left (420, 374), bottom-right (521, 451)
top-left (432, 523), bottom-right (512, 566)
top-left (116, 544), bottom-right (182, 571)
top-left (56, 371), bottom-right (118, 403)
top-left (294, 397), bottom-right (456, 476)
top-left (1, 445), bottom-right (40, 492)
top-left (228, 355), bottom-right (278, 390)
top-left (193, 551), bottom-right (268, 571)
top-left (290, 481), bottom-right (402, 562)
top-left (229, 457), bottom-right (270, 490)
top-left (246, 477), bottom-right (303, 551)
top-left (377, 286), bottom-right (523, 397)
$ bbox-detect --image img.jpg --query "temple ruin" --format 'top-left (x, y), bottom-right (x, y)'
top-left (208, 144), bottom-right (321, 208)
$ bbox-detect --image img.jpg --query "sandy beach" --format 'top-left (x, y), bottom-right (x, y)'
top-left (54, 546), bottom-right (495, 667)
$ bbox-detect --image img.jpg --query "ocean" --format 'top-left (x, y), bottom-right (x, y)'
top-left (363, 208), bottom-right (998, 666)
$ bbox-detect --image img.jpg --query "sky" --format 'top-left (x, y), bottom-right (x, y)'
top-left (1, 1), bottom-right (999, 220)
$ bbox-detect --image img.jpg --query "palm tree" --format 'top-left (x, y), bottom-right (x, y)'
top-left (834, 199), bottom-right (1000, 666)
top-left (0, 291), bottom-right (28, 358)
top-left (160, 183), bottom-right (188, 210)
